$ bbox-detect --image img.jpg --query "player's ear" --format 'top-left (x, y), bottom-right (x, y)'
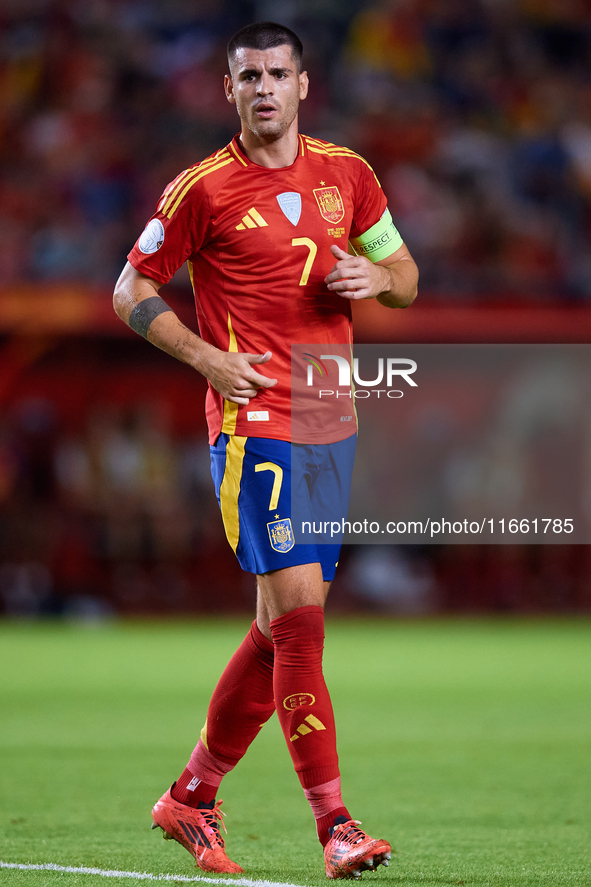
top-left (299, 70), bottom-right (309, 101)
top-left (224, 73), bottom-right (236, 104)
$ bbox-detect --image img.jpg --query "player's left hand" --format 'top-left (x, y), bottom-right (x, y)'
top-left (324, 244), bottom-right (390, 300)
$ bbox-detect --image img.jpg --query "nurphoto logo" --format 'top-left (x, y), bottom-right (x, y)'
top-left (303, 353), bottom-right (418, 399)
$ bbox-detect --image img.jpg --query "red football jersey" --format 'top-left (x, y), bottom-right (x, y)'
top-left (128, 134), bottom-right (389, 445)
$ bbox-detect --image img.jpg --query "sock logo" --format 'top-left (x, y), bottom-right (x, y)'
top-left (283, 692), bottom-right (315, 710)
top-left (290, 713), bottom-right (326, 741)
top-left (187, 777), bottom-right (201, 792)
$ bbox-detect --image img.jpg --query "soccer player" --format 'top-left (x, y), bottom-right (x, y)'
top-left (113, 21), bottom-right (418, 880)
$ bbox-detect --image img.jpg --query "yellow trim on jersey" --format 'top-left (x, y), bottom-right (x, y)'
top-left (304, 135), bottom-right (363, 157)
top-left (163, 152), bottom-right (235, 218)
top-left (158, 168), bottom-right (194, 212)
top-left (303, 136), bottom-right (380, 182)
top-left (298, 133), bottom-right (306, 157)
top-left (165, 157), bottom-right (235, 218)
top-left (305, 135), bottom-right (359, 151)
top-left (221, 312), bottom-right (239, 434)
top-left (306, 142), bottom-right (369, 163)
top-left (228, 139), bottom-right (248, 167)
top-left (164, 155), bottom-right (234, 218)
top-left (159, 150), bottom-right (229, 213)
top-left (227, 312), bottom-right (238, 350)
top-left (308, 148), bottom-right (365, 162)
top-left (160, 158), bottom-right (217, 215)
top-left (219, 434), bottom-right (247, 553)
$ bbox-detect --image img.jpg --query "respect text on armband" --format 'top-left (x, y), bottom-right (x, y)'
top-left (355, 231), bottom-right (393, 255)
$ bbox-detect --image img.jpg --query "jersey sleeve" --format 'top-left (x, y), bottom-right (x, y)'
top-left (127, 170), bottom-right (211, 285)
top-left (349, 159), bottom-right (403, 262)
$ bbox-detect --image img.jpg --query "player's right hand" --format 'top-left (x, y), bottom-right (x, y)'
top-left (206, 350), bottom-right (278, 405)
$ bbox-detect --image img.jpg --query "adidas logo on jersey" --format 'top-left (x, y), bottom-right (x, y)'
top-left (290, 714), bottom-right (326, 742)
top-left (236, 207), bottom-right (268, 230)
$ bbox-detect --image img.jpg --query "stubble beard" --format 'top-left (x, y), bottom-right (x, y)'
top-left (241, 97), bottom-right (299, 144)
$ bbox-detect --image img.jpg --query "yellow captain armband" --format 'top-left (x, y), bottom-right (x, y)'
top-left (349, 208), bottom-right (403, 263)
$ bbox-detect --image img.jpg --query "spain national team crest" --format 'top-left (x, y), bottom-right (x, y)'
top-left (267, 517), bottom-right (295, 552)
top-left (313, 186), bottom-right (345, 223)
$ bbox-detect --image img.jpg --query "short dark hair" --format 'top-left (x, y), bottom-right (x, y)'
top-left (227, 21), bottom-right (303, 71)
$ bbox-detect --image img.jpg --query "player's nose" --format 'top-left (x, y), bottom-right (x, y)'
top-left (256, 72), bottom-right (273, 95)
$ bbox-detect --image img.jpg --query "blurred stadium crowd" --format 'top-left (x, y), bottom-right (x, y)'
top-left (2, 0), bottom-right (591, 617)
top-left (3, 0), bottom-right (591, 298)
top-left (0, 382), bottom-right (247, 618)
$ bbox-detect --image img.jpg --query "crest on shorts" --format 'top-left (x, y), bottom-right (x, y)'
top-left (267, 517), bottom-right (294, 552)
top-left (313, 186), bottom-right (345, 223)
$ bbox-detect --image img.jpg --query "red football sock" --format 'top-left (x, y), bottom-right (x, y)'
top-left (270, 606), bottom-right (341, 789)
top-left (304, 776), bottom-right (351, 846)
top-left (172, 619), bottom-right (275, 808)
top-left (171, 761), bottom-right (220, 807)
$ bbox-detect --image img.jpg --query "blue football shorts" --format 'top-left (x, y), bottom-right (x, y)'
top-left (210, 433), bottom-right (357, 581)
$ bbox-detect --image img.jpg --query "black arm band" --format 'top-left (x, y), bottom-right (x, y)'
top-left (128, 296), bottom-right (173, 339)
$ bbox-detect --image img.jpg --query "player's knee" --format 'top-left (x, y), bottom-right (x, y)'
top-left (269, 605), bottom-right (325, 658)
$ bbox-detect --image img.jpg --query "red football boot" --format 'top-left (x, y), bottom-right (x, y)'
top-left (324, 819), bottom-right (392, 880)
top-left (151, 788), bottom-right (244, 874)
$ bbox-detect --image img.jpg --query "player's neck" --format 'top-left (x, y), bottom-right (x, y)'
top-left (239, 124), bottom-right (299, 169)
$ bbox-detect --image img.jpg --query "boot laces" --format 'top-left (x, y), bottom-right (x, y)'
top-left (200, 799), bottom-right (228, 843)
top-left (334, 820), bottom-right (366, 846)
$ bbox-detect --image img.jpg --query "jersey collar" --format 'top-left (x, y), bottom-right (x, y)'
top-left (227, 134), bottom-right (307, 168)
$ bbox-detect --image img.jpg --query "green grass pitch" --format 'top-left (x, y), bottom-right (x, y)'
top-left (1, 617), bottom-right (590, 886)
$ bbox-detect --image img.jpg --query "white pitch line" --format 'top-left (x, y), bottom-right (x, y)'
top-left (0, 861), bottom-right (307, 887)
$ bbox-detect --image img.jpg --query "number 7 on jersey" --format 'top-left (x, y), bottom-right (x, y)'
top-left (292, 238), bottom-right (317, 286)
